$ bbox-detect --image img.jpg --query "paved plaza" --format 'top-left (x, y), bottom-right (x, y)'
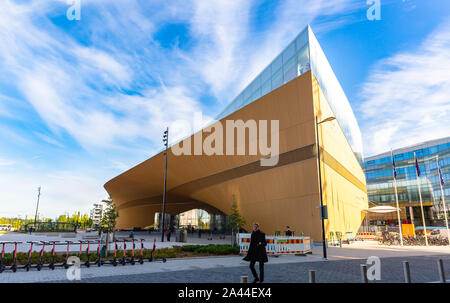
top-left (0, 234), bottom-right (449, 283)
top-left (61, 254), bottom-right (450, 283)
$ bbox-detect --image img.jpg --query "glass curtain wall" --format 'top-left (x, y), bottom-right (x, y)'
top-left (364, 139), bottom-right (450, 227)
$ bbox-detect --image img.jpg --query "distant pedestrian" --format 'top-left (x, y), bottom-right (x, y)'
top-left (285, 226), bottom-right (292, 237)
top-left (243, 222), bottom-right (268, 283)
top-left (29, 227), bottom-right (32, 235)
top-left (130, 231), bottom-right (134, 239)
top-left (198, 228), bottom-right (201, 238)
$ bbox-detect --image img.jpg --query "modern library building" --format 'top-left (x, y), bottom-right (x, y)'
top-left (104, 26), bottom-right (368, 241)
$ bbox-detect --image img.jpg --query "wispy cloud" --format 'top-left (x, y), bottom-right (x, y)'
top-left (0, 158), bottom-right (15, 166)
top-left (0, 0), bottom-right (363, 217)
top-left (34, 132), bottom-right (64, 148)
top-left (0, 168), bottom-right (105, 218)
top-left (358, 20), bottom-right (450, 156)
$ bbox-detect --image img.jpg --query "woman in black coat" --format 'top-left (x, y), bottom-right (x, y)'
top-left (243, 222), bottom-right (268, 283)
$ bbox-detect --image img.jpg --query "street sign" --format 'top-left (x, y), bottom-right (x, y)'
top-left (320, 205), bottom-right (328, 220)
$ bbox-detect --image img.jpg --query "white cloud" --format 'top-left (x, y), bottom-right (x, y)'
top-left (0, 0), bottom-right (364, 217)
top-left (189, 0), bottom-right (252, 97)
top-left (34, 132), bottom-right (64, 148)
top-left (73, 46), bottom-right (132, 86)
top-left (187, 0), bottom-right (361, 104)
top-left (0, 158), bottom-right (15, 166)
top-left (359, 20), bottom-right (450, 156)
top-left (0, 167), bottom-right (107, 218)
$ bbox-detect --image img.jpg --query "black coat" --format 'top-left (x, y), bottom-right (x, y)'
top-left (243, 230), bottom-right (268, 263)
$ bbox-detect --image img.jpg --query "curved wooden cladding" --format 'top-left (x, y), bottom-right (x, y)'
top-left (321, 148), bottom-right (366, 193)
top-left (170, 144), bottom-right (316, 195)
top-left (115, 143), bottom-right (365, 213)
top-left (105, 71), bottom-right (316, 207)
top-left (105, 70), bottom-right (368, 238)
top-left (117, 143), bottom-right (316, 211)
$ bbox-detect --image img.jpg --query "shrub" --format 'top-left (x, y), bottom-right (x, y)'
top-left (180, 244), bottom-right (239, 255)
top-left (1, 244), bottom-right (239, 265)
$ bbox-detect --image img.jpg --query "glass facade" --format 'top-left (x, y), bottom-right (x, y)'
top-left (364, 137), bottom-right (450, 227)
top-left (308, 28), bottom-right (363, 164)
top-left (216, 27), bottom-right (311, 120)
top-left (215, 25), bottom-right (364, 164)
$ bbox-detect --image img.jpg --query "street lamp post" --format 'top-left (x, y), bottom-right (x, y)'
top-left (33, 187), bottom-right (41, 232)
top-left (315, 116), bottom-right (335, 260)
top-left (161, 127), bottom-right (169, 242)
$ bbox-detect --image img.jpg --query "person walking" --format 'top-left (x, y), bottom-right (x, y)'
top-left (243, 222), bottom-right (268, 283)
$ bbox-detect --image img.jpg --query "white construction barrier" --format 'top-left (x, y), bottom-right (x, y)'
top-left (355, 232), bottom-right (375, 240)
top-left (238, 233), bottom-right (311, 256)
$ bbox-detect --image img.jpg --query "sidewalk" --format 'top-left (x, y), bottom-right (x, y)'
top-left (324, 240), bottom-right (450, 259)
top-left (1, 241), bottom-right (449, 283)
top-left (0, 253), bottom-right (325, 283)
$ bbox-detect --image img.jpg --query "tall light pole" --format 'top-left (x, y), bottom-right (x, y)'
top-left (414, 152), bottom-right (428, 246)
top-left (34, 187), bottom-right (41, 231)
top-left (315, 116), bottom-right (335, 260)
top-left (390, 149), bottom-right (403, 246)
top-left (161, 127), bottom-right (169, 242)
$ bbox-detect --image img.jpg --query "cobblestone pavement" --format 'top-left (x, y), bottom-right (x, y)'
top-left (1, 237), bottom-right (449, 283)
top-left (50, 254), bottom-right (450, 283)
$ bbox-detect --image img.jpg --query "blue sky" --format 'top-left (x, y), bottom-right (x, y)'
top-left (0, 0), bottom-right (449, 218)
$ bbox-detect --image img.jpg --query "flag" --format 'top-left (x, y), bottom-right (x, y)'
top-left (438, 165), bottom-right (445, 185)
top-left (392, 156), bottom-right (397, 179)
top-left (415, 155), bottom-right (421, 177)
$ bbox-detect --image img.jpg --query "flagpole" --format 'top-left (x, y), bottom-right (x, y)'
top-left (436, 156), bottom-right (450, 246)
top-left (414, 152), bottom-right (428, 246)
top-left (391, 149), bottom-right (403, 246)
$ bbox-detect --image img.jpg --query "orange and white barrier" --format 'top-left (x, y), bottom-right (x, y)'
top-left (356, 232), bottom-right (375, 240)
top-left (237, 234), bottom-right (311, 256)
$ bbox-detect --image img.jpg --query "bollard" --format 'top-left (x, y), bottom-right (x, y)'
top-left (360, 264), bottom-right (368, 283)
top-left (437, 259), bottom-right (446, 283)
top-left (240, 276), bottom-right (248, 283)
top-left (402, 261), bottom-right (411, 283)
top-left (309, 270), bottom-right (316, 283)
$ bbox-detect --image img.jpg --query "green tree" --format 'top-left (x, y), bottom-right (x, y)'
top-left (100, 197), bottom-right (119, 255)
top-left (228, 201), bottom-right (246, 247)
top-left (57, 214), bottom-right (68, 223)
top-left (80, 213), bottom-right (92, 228)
